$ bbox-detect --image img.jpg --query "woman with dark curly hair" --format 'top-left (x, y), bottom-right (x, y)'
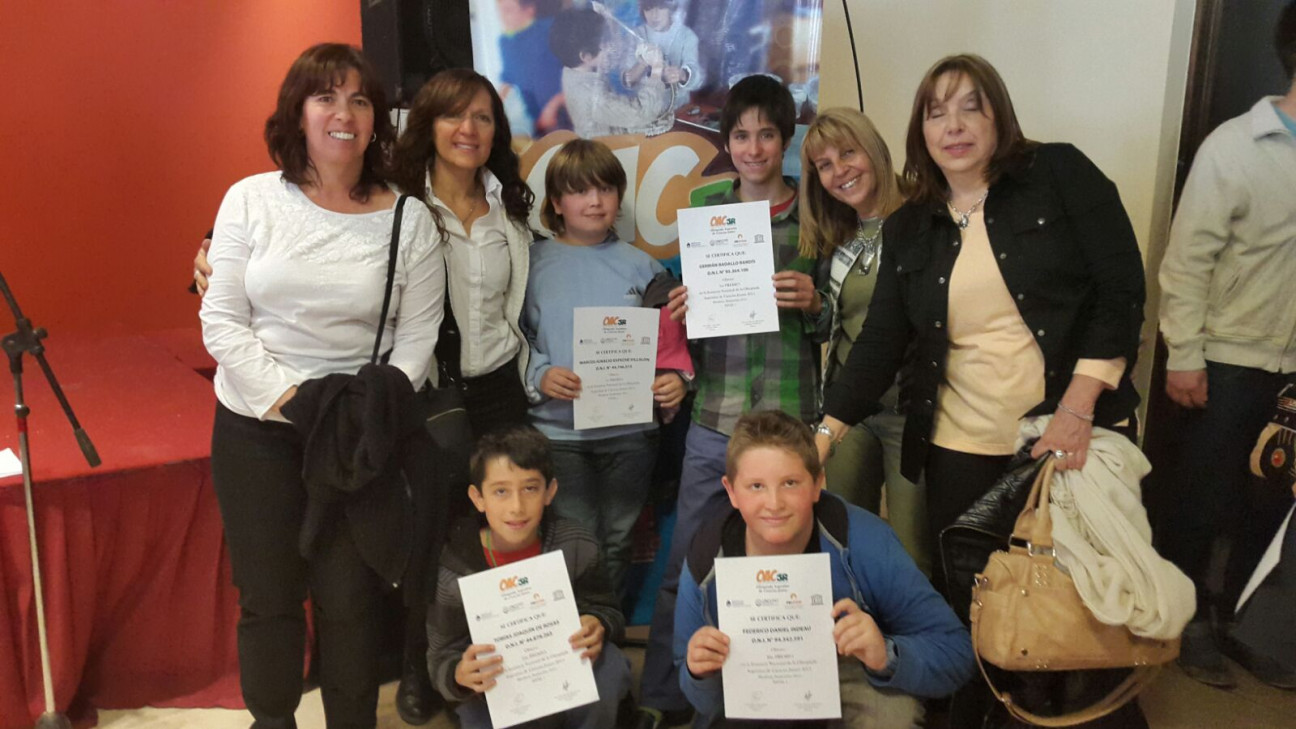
top-left (200, 43), bottom-right (443, 728)
top-left (193, 67), bottom-right (535, 725)
top-left (389, 68), bottom-right (536, 439)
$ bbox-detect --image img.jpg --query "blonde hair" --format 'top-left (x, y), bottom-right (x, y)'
top-left (798, 108), bottom-right (903, 258)
top-left (540, 138), bottom-right (627, 234)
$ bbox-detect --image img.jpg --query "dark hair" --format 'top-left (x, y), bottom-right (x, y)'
top-left (389, 69), bottom-right (533, 240)
top-left (902, 54), bottom-right (1037, 206)
top-left (725, 410), bottom-right (822, 481)
top-left (541, 139), bottom-right (627, 233)
top-left (264, 43), bottom-right (393, 202)
top-left (720, 75), bottom-right (796, 144)
top-left (640, 0), bottom-right (676, 11)
top-left (548, 8), bottom-right (608, 68)
top-left (1279, 1), bottom-right (1296, 79)
top-left (469, 425), bottom-right (555, 486)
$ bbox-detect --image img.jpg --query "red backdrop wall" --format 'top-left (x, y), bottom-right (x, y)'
top-left (0, 2), bottom-right (362, 335)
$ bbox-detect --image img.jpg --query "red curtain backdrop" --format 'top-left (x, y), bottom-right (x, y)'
top-left (0, 4), bottom-right (365, 724)
top-left (0, 334), bottom-right (226, 727)
top-left (0, 464), bottom-right (240, 728)
top-left (0, 1), bottom-right (361, 336)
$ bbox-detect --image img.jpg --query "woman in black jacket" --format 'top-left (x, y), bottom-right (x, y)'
top-left (815, 53), bottom-right (1145, 591)
top-left (814, 52), bottom-right (1147, 728)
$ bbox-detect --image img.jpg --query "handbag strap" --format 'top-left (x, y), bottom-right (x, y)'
top-left (1013, 455), bottom-right (1058, 551)
top-left (971, 630), bottom-right (1160, 727)
top-left (433, 265), bottom-right (463, 385)
top-left (372, 194), bottom-right (411, 366)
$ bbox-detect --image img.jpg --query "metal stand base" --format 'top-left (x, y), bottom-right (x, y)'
top-left (34, 712), bottom-right (73, 729)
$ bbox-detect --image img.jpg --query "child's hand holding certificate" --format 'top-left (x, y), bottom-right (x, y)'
top-left (677, 200), bottom-right (780, 338)
top-left (457, 551), bottom-right (599, 728)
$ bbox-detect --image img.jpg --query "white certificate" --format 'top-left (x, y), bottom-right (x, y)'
top-left (458, 550), bottom-right (598, 728)
top-left (677, 200), bottom-right (780, 339)
top-left (571, 306), bottom-right (657, 430)
top-left (715, 552), bottom-right (841, 720)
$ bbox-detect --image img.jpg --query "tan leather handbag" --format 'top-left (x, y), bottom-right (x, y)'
top-left (969, 458), bottom-right (1179, 726)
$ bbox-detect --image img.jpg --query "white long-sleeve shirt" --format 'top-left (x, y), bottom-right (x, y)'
top-left (201, 172), bottom-right (444, 420)
top-left (431, 170), bottom-right (522, 378)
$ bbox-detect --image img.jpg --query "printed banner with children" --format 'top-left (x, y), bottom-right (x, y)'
top-left (470, 0), bottom-right (825, 273)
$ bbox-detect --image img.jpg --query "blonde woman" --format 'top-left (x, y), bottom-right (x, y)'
top-left (799, 108), bottom-right (928, 574)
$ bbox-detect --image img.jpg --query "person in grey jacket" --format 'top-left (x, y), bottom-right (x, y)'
top-left (1156, 0), bottom-right (1296, 691)
top-left (426, 426), bottom-right (632, 728)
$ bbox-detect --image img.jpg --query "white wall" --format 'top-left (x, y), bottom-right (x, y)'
top-left (817, 0), bottom-right (1197, 418)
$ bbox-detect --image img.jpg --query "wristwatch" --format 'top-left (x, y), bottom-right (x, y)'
top-left (814, 422), bottom-right (836, 440)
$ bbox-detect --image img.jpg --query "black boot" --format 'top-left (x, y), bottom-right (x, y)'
top-left (395, 641), bottom-right (441, 725)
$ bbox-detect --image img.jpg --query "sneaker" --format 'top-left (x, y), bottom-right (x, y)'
top-left (1178, 619), bottom-right (1235, 688)
top-left (1223, 634), bottom-right (1296, 690)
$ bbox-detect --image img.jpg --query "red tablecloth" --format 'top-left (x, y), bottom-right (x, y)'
top-left (0, 333), bottom-right (239, 728)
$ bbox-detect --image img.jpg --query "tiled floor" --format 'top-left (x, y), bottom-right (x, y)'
top-left (96, 646), bottom-right (1296, 728)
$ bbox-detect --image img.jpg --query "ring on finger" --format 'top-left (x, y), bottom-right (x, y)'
top-left (1053, 449), bottom-right (1067, 459)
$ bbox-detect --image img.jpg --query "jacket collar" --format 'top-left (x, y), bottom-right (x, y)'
top-left (445, 513), bottom-right (554, 571)
top-left (916, 145), bottom-right (1040, 231)
top-left (1250, 96), bottom-right (1294, 141)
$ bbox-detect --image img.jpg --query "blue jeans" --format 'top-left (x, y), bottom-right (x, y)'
top-left (640, 424), bottom-right (733, 712)
top-left (455, 643), bottom-right (632, 729)
top-left (1159, 361), bottom-right (1295, 616)
top-left (548, 431), bottom-right (659, 600)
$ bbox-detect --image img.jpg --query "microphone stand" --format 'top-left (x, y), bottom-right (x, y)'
top-left (0, 272), bottom-right (99, 729)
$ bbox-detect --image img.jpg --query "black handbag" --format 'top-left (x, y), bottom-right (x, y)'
top-left (375, 196), bottom-right (471, 448)
top-left (939, 444), bottom-right (1044, 624)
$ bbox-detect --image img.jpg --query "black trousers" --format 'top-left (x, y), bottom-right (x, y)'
top-left (461, 357), bottom-right (529, 440)
top-left (1157, 362), bottom-right (1295, 618)
top-left (212, 403), bottom-right (384, 729)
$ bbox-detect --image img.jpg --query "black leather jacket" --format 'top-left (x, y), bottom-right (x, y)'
top-left (823, 143), bottom-right (1145, 481)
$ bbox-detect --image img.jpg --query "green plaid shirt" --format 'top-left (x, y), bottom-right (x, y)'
top-left (689, 180), bottom-right (833, 435)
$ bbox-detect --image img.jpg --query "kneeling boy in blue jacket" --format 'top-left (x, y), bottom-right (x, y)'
top-left (675, 411), bottom-right (975, 727)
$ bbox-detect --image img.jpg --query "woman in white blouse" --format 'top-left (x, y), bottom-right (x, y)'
top-left (198, 69), bottom-right (533, 438)
top-left (389, 69), bottom-right (535, 438)
top-left (199, 44), bottom-right (443, 728)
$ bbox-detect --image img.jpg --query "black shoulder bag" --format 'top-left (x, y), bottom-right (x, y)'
top-left (375, 195), bottom-right (471, 446)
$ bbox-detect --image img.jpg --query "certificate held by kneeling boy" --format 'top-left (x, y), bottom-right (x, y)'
top-left (428, 426), bottom-right (632, 729)
top-left (716, 552), bottom-right (841, 720)
top-left (459, 550), bottom-right (598, 727)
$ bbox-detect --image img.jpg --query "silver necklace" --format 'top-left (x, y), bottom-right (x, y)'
top-left (948, 189), bottom-right (990, 230)
top-left (459, 192), bottom-right (480, 222)
top-left (854, 221), bottom-right (882, 276)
